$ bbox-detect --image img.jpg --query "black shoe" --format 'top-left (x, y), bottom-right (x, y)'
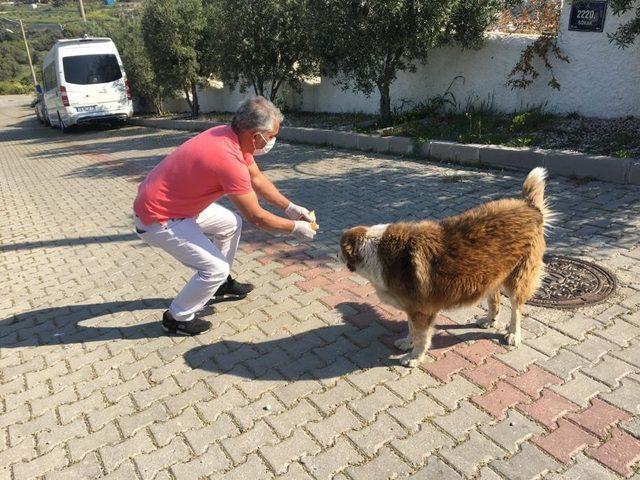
top-left (210, 275), bottom-right (254, 303)
top-left (162, 311), bottom-right (211, 336)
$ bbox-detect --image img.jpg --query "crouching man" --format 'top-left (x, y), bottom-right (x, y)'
top-left (133, 97), bottom-right (316, 335)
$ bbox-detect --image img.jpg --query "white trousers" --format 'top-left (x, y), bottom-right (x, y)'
top-left (134, 203), bottom-right (242, 321)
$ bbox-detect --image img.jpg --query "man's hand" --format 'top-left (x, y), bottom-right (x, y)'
top-left (285, 202), bottom-right (312, 221)
top-left (292, 220), bottom-right (316, 241)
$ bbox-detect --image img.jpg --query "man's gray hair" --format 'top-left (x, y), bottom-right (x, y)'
top-left (231, 96), bottom-right (284, 133)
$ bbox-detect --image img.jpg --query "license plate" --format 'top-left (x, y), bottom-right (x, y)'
top-left (76, 105), bottom-right (96, 112)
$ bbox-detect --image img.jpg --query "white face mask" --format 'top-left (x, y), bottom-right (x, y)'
top-left (254, 133), bottom-right (276, 156)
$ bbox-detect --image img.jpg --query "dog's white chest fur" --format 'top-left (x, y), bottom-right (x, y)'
top-left (356, 224), bottom-right (403, 309)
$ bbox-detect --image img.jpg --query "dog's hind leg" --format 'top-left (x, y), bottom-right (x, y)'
top-left (478, 290), bottom-right (501, 329)
top-left (401, 312), bottom-right (436, 368)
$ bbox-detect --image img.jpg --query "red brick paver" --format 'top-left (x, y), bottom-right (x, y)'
top-left (566, 398), bottom-right (634, 438)
top-left (587, 427), bottom-right (640, 477)
top-left (472, 381), bottom-right (529, 419)
top-left (506, 364), bottom-right (564, 398)
top-left (517, 388), bottom-right (580, 429)
top-left (532, 420), bottom-right (599, 463)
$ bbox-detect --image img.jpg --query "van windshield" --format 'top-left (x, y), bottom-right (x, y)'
top-left (62, 54), bottom-right (122, 85)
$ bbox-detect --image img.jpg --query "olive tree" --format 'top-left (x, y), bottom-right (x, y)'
top-left (609, 0), bottom-right (640, 47)
top-left (108, 16), bottom-right (165, 113)
top-left (141, 0), bottom-right (205, 116)
top-left (200, 0), bottom-right (317, 102)
top-left (310, 0), bottom-right (514, 120)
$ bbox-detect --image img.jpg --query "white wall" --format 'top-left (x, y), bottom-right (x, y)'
top-left (168, 1), bottom-right (640, 118)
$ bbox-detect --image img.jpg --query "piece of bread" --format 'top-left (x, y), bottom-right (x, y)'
top-left (309, 211), bottom-right (319, 231)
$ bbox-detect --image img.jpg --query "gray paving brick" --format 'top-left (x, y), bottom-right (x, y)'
top-left (67, 423), bottom-right (120, 462)
top-left (432, 401), bottom-right (491, 441)
top-left (196, 387), bottom-right (248, 423)
top-left (37, 418), bottom-right (88, 453)
top-left (388, 392), bottom-right (445, 433)
top-left (183, 414), bottom-right (239, 455)
top-left (497, 345), bottom-right (547, 372)
top-left (550, 373), bottom-right (611, 407)
top-left (568, 334), bottom-right (619, 362)
top-left (582, 354), bottom-right (634, 388)
top-left (347, 412), bottom-right (407, 456)
top-left (384, 368), bottom-right (440, 399)
top-left (231, 392), bottom-right (286, 430)
top-left (600, 377), bottom-right (640, 414)
top-left (547, 452), bottom-right (619, 479)
top-left (440, 431), bottom-right (506, 478)
top-left (346, 446), bottom-right (411, 480)
top-left (620, 417), bottom-right (640, 439)
top-left (134, 437), bottom-right (191, 480)
top-left (44, 452), bottom-right (103, 480)
top-left (149, 407), bottom-right (202, 447)
top-left (553, 313), bottom-right (602, 340)
top-left (392, 422), bottom-right (454, 466)
top-left (427, 374), bottom-right (482, 409)
top-left (302, 436), bottom-right (363, 479)
top-left (347, 367), bottom-right (400, 393)
top-left (405, 456), bottom-right (462, 480)
top-left (306, 404), bottom-right (361, 447)
top-left (222, 420), bottom-right (279, 464)
top-left (596, 318), bottom-right (640, 347)
top-left (350, 386), bottom-right (403, 422)
top-left (539, 350), bottom-right (586, 380)
top-left (170, 445), bottom-right (230, 480)
top-left (481, 409), bottom-right (545, 453)
top-left (99, 429), bottom-right (155, 473)
top-left (211, 454), bottom-right (271, 480)
top-left (491, 442), bottom-right (560, 479)
top-left (117, 403), bottom-right (168, 437)
top-left (260, 429), bottom-right (321, 474)
top-left (263, 399), bottom-right (321, 438)
top-left (12, 446), bottom-right (68, 480)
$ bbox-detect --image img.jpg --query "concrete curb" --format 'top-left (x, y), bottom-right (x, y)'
top-left (129, 117), bottom-right (640, 186)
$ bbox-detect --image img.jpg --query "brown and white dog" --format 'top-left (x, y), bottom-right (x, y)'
top-left (339, 168), bottom-right (550, 367)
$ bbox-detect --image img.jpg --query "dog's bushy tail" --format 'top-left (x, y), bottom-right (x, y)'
top-left (523, 167), bottom-right (552, 229)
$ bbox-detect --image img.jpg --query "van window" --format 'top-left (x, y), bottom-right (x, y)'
top-left (62, 54), bottom-right (122, 85)
top-left (43, 63), bottom-right (57, 91)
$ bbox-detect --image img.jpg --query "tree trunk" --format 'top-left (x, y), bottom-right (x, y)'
top-left (191, 81), bottom-right (199, 117)
top-left (183, 87), bottom-right (193, 114)
top-left (378, 81), bottom-right (392, 122)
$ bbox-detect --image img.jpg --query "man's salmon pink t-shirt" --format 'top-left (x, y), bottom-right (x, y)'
top-left (134, 125), bottom-right (254, 225)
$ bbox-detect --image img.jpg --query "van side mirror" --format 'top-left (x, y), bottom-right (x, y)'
top-left (36, 84), bottom-right (42, 94)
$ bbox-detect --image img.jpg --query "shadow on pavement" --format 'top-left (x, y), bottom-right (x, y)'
top-left (183, 301), bottom-right (504, 380)
top-left (0, 298), bottom-right (176, 348)
top-left (1, 232), bottom-right (139, 253)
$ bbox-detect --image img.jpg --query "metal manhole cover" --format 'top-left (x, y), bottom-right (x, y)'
top-left (528, 255), bottom-right (617, 309)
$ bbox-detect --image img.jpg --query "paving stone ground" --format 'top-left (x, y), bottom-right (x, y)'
top-left (1, 94), bottom-right (639, 479)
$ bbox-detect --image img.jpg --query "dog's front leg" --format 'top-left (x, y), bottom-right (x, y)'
top-left (394, 320), bottom-right (413, 351)
top-left (401, 312), bottom-right (436, 368)
top-left (505, 296), bottom-right (523, 347)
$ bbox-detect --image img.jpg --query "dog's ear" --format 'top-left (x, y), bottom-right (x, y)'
top-left (340, 227), bottom-right (367, 271)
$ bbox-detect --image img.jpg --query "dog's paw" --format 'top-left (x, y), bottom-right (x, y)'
top-left (504, 332), bottom-right (521, 347)
top-left (394, 336), bottom-right (413, 351)
top-left (400, 352), bottom-right (425, 368)
top-left (477, 317), bottom-right (496, 329)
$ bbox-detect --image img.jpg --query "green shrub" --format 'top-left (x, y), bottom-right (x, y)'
top-left (0, 81), bottom-right (33, 95)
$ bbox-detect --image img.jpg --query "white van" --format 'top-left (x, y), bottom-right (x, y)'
top-left (41, 36), bottom-right (133, 131)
